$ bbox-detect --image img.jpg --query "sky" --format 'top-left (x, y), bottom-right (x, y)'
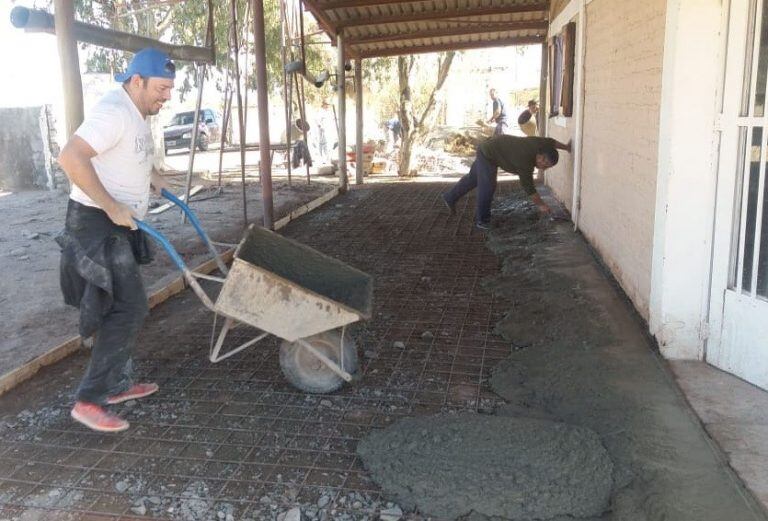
top-left (1, 1), bottom-right (74, 109)
top-left (0, 1), bottom-right (542, 139)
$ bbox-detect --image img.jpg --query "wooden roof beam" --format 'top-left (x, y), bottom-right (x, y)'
top-left (10, 5), bottom-right (214, 63)
top-left (355, 35), bottom-right (544, 58)
top-left (346, 20), bottom-right (547, 45)
top-left (321, 0), bottom-right (447, 10)
top-left (303, 0), bottom-right (338, 38)
top-left (336, 2), bottom-right (549, 30)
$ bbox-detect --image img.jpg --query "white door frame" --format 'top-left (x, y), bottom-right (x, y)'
top-left (708, 0), bottom-right (768, 389)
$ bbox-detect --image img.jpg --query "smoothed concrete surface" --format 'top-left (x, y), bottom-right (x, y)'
top-left (672, 360), bottom-right (768, 510)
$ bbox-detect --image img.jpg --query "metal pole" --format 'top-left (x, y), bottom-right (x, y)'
top-left (230, 0), bottom-right (248, 225)
top-left (336, 31), bottom-right (348, 191)
top-left (294, 73), bottom-right (311, 184)
top-left (539, 40), bottom-right (548, 137)
top-left (354, 59), bottom-right (364, 185)
top-left (53, 0), bottom-right (84, 138)
top-left (182, 64), bottom-right (205, 223)
top-left (217, 86), bottom-right (232, 188)
top-left (253, 0), bottom-right (274, 229)
top-left (242, 0), bottom-right (251, 133)
top-left (280, 0), bottom-right (292, 186)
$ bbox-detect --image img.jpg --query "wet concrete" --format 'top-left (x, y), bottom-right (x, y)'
top-left (358, 413), bottom-right (613, 519)
top-left (0, 182), bottom-right (765, 520)
top-left (357, 188), bottom-right (767, 521)
top-left (485, 192), bottom-right (766, 520)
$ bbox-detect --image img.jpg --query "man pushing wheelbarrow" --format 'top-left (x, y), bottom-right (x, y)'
top-left (57, 49), bottom-right (370, 433)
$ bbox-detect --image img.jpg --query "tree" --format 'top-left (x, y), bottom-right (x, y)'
top-left (367, 51), bottom-right (456, 176)
top-left (397, 52), bottom-right (455, 176)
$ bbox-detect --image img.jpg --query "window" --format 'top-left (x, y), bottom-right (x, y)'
top-left (549, 22), bottom-right (576, 117)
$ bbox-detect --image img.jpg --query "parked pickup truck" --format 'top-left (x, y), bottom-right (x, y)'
top-left (163, 109), bottom-right (221, 153)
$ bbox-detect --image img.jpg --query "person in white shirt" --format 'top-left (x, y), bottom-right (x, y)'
top-left (57, 48), bottom-right (175, 433)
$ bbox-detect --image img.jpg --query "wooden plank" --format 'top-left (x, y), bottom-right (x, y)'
top-left (302, 0), bottom-right (338, 39)
top-left (11, 6), bottom-right (214, 63)
top-left (274, 187), bottom-right (341, 229)
top-left (321, 0), bottom-right (429, 10)
top-left (0, 188), bottom-right (341, 398)
top-left (357, 35), bottom-right (544, 58)
top-left (0, 337), bottom-right (83, 396)
top-left (346, 20), bottom-right (548, 45)
top-left (335, 2), bottom-right (549, 30)
top-left (149, 185), bottom-right (204, 215)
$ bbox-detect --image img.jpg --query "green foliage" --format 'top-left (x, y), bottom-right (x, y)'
top-left (364, 53), bottom-right (455, 130)
top-left (68, 0), bottom-right (332, 100)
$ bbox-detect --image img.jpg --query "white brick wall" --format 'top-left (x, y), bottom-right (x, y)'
top-left (577, 0), bottom-right (667, 319)
top-left (545, 119), bottom-right (575, 211)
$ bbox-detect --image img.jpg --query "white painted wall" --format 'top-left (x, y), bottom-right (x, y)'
top-left (649, 0), bottom-right (727, 359)
top-left (577, 0), bottom-right (667, 320)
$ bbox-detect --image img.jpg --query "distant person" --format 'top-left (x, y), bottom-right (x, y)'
top-left (518, 100), bottom-right (539, 137)
top-left (316, 101), bottom-right (333, 162)
top-left (441, 135), bottom-right (571, 230)
top-left (56, 48), bottom-right (175, 432)
top-left (385, 117), bottom-right (402, 148)
top-left (488, 88), bottom-right (509, 136)
top-left (283, 118), bottom-right (312, 168)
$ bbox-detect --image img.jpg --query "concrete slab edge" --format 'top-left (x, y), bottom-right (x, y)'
top-left (0, 186), bottom-right (342, 398)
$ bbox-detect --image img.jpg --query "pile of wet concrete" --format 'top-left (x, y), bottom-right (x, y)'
top-left (356, 190), bottom-right (765, 521)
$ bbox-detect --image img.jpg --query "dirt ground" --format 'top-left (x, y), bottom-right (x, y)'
top-left (0, 174), bottom-right (332, 378)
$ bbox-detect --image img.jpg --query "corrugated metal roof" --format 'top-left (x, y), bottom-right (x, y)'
top-left (303, 0), bottom-right (549, 58)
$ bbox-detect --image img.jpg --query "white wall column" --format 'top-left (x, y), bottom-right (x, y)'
top-left (336, 31), bottom-right (348, 191)
top-left (649, 0), bottom-right (727, 359)
top-left (355, 59), bottom-right (364, 185)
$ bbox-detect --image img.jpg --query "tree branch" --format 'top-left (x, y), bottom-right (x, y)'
top-left (417, 51), bottom-right (455, 130)
top-left (155, 7), bottom-right (174, 34)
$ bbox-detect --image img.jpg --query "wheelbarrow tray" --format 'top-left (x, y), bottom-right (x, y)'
top-left (215, 225), bottom-right (373, 342)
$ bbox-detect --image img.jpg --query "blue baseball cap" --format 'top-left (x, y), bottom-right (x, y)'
top-left (114, 48), bottom-right (176, 82)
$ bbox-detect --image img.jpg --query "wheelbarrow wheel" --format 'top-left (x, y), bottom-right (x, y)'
top-left (279, 330), bottom-right (358, 394)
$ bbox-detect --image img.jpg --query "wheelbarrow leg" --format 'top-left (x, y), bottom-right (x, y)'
top-left (209, 315), bottom-right (269, 363)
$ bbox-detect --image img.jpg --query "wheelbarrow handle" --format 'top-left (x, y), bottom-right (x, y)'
top-left (161, 188), bottom-right (229, 275)
top-left (132, 188), bottom-right (229, 275)
top-left (134, 218), bottom-right (188, 272)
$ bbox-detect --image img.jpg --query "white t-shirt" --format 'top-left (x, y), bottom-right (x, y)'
top-left (71, 88), bottom-right (154, 218)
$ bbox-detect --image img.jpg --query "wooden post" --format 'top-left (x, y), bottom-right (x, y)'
top-left (336, 31), bottom-right (348, 191)
top-left (539, 40), bottom-right (548, 137)
top-left (280, 0), bottom-right (293, 187)
top-left (230, 0), bottom-right (248, 225)
top-left (253, 0), bottom-right (274, 229)
top-left (53, 0), bottom-right (84, 137)
top-left (354, 59), bottom-right (364, 185)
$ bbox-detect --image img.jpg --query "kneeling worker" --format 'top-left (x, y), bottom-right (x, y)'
top-left (442, 135), bottom-right (571, 230)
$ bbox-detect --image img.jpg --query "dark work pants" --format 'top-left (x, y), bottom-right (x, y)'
top-left (61, 202), bottom-right (149, 405)
top-left (76, 234), bottom-right (147, 405)
top-left (292, 140), bottom-right (313, 168)
top-left (443, 147), bottom-right (498, 224)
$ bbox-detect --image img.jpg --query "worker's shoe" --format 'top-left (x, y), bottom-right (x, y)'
top-left (106, 383), bottom-right (159, 405)
top-left (71, 402), bottom-right (129, 433)
top-left (441, 195), bottom-right (456, 215)
top-left (475, 221), bottom-right (492, 231)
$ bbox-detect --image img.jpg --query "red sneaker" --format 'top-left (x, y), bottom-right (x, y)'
top-left (106, 383), bottom-right (159, 405)
top-left (71, 402), bottom-right (129, 433)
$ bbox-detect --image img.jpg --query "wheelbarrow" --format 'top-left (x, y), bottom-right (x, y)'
top-left (134, 189), bottom-right (373, 393)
